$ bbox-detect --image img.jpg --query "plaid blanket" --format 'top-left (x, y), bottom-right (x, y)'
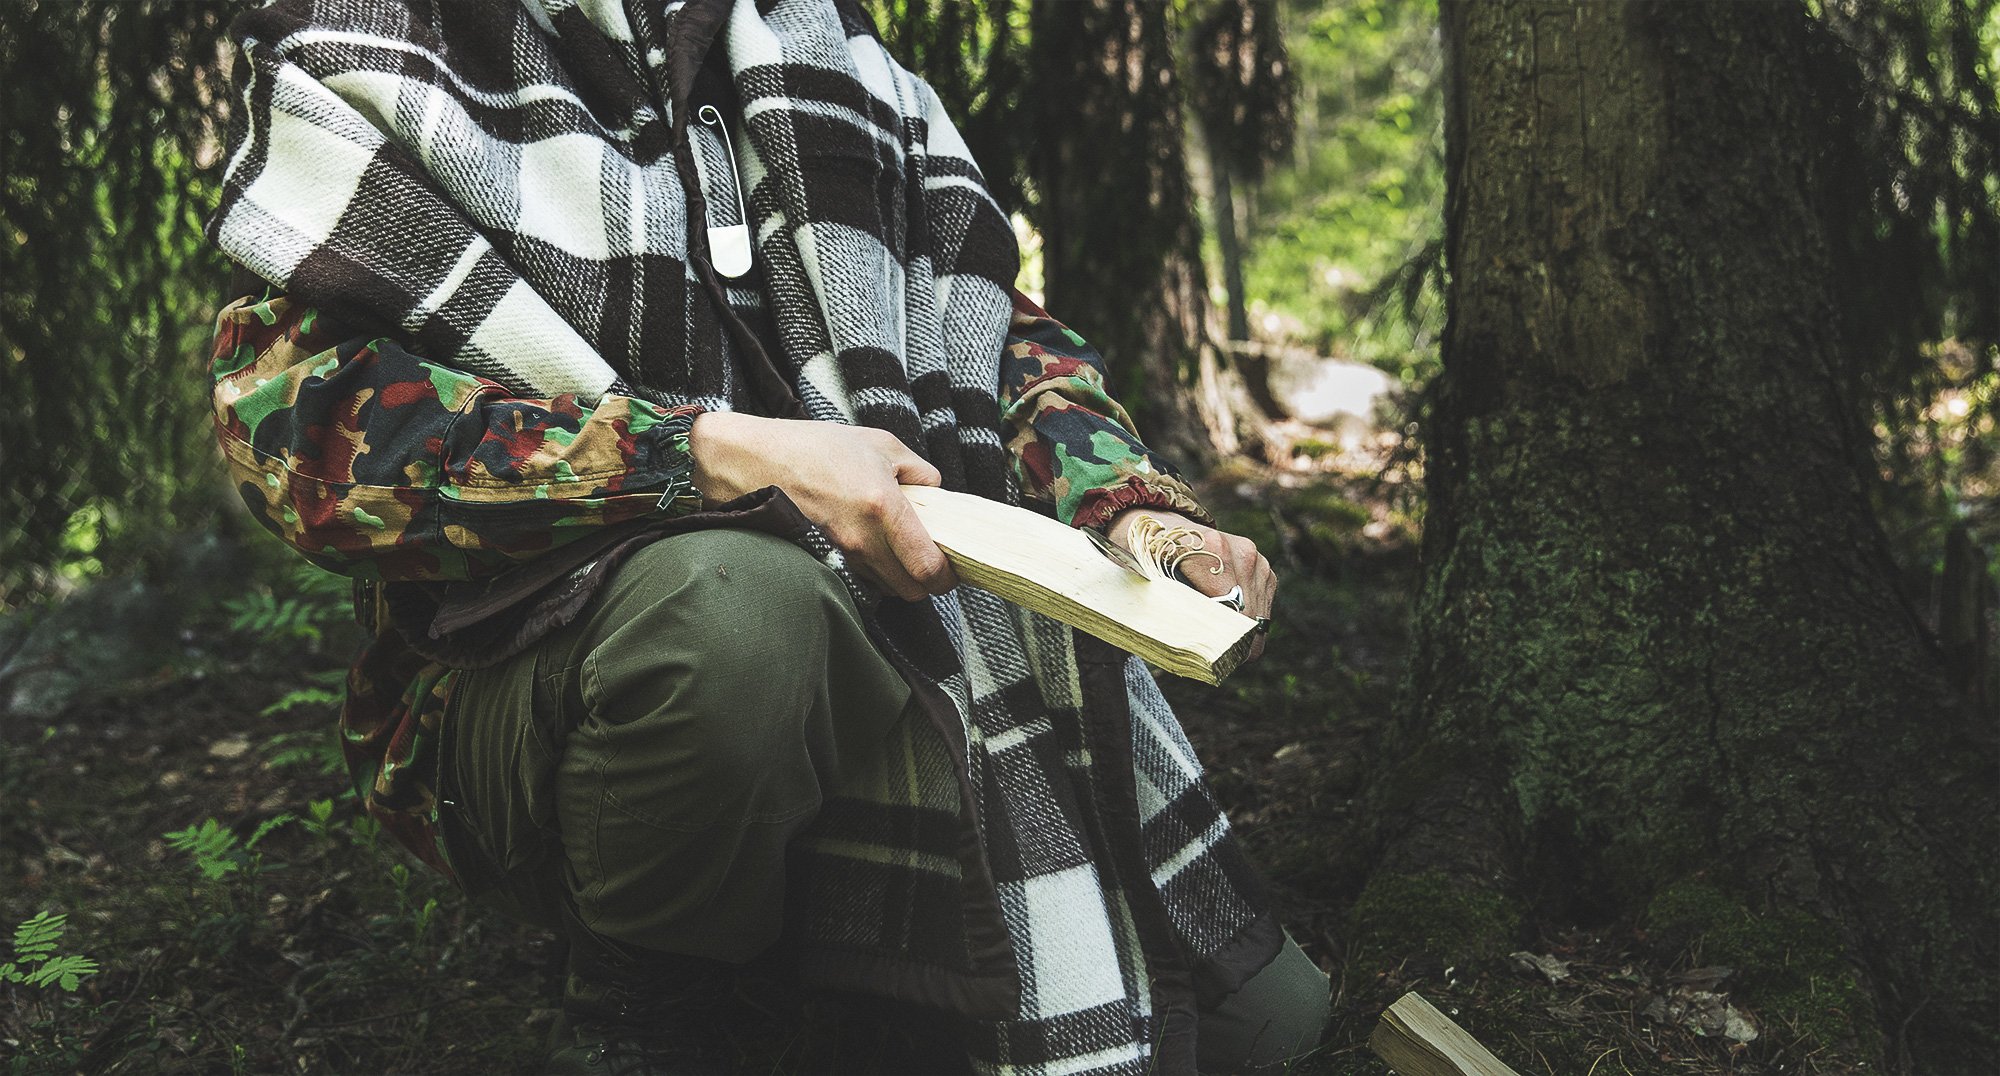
top-left (208, 0), bottom-right (1276, 1070)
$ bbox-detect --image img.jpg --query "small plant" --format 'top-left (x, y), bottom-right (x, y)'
top-left (164, 815), bottom-right (295, 882)
top-left (164, 815), bottom-right (299, 958)
top-left (1, 911), bottom-right (100, 994)
top-left (221, 561), bottom-right (350, 647)
top-left (261, 667), bottom-right (348, 719)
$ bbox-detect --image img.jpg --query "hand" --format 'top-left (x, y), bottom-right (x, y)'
top-left (687, 412), bottom-right (958, 601)
top-left (1107, 507), bottom-right (1276, 662)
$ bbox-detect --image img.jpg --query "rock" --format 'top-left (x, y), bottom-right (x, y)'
top-left (208, 736), bottom-right (252, 759)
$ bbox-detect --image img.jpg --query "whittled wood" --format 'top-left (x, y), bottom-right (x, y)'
top-left (1369, 992), bottom-right (1521, 1076)
top-left (901, 485), bottom-right (1258, 685)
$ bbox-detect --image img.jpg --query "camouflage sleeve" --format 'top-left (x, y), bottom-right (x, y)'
top-left (209, 293), bottom-right (703, 582)
top-left (998, 291), bottom-right (1213, 530)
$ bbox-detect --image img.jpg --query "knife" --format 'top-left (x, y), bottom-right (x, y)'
top-left (1085, 525), bottom-right (1247, 610)
top-left (1084, 527), bottom-right (1153, 580)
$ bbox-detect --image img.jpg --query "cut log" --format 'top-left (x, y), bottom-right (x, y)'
top-left (901, 485), bottom-right (1259, 684)
top-left (1369, 992), bottom-right (1521, 1076)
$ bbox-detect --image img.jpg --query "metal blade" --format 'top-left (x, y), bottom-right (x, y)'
top-left (1084, 527), bottom-right (1152, 580)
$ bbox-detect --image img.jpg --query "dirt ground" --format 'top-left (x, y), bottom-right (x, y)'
top-left (0, 450), bottom-right (1866, 1074)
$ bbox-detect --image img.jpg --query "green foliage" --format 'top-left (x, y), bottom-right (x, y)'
top-left (0, 911), bottom-right (100, 993)
top-left (164, 815), bottom-right (294, 883)
top-left (224, 562), bottom-right (351, 649)
top-left (1813, 0), bottom-right (2000, 586)
top-left (0, 2), bottom-right (240, 604)
top-left (1241, 0), bottom-right (1444, 375)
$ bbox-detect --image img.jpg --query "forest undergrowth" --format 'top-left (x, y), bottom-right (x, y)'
top-left (0, 441), bottom-right (1876, 1075)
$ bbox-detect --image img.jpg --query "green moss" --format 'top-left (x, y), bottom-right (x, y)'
top-left (1210, 503), bottom-right (1281, 558)
top-left (1348, 870), bottom-right (1523, 968)
top-left (1645, 881), bottom-right (1878, 1056)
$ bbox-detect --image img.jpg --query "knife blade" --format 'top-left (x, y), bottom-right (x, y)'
top-left (1084, 527), bottom-right (1153, 580)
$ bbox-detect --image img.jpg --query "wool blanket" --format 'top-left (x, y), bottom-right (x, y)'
top-left (207, 0), bottom-right (1277, 1070)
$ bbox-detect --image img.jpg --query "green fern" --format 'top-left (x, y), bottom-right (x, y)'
top-left (0, 912), bottom-right (100, 993)
top-left (223, 563), bottom-right (351, 644)
top-left (164, 818), bottom-right (241, 881)
top-left (261, 730), bottom-right (345, 775)
top-left (222, 593), bottom-right (327, 643)
top-left (260, 668), bottom-right (348, 718)
top-left (164, 816), bottom-right (296, 882)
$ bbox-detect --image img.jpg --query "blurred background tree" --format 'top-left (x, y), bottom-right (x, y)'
top-left (0, 1), bottom-right (236, 603)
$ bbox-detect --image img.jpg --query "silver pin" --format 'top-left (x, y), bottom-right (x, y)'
top-left (696, 104), bottom-right (753, 279)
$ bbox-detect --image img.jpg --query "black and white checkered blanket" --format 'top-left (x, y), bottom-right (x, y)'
top-left (209, 0), bottom-right (1277, 1070)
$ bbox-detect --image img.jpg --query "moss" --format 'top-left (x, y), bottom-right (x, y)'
top-left (1348, 871), bottom-right (1523, 969)
top-left (1645, 880), bottom-right (1879, 1056)
top-left (1209, 503), bottom-right (1281, 559)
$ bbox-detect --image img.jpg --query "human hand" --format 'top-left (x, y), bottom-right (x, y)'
top-left (1107, 507), bottom-right (1276, 662)
top-left (687, 412), bottom-right (958, 601)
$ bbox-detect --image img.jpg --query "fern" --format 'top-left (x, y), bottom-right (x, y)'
top-left (222, 593), bottom-right (326, 643)
top-left (261, 729), bottom-right (345, 775)
top-left (223, 563), bottom-right (350, 645)
top-left (0, 912), bottom-right (99, 993)
top-left (11, 911), bottom-right (64, 960)
top-left (164, 816), bottom-right (295, 882)
top-left (163, 818), bottom-right (242, 881)
top-left (260, 667), bottom-right (348, 718)
top-left (246, 814), bottom-right (294, 850)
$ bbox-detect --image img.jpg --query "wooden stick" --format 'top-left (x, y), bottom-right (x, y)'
top-left (1369, 992), bottom-right (1522, 1076)
top-left (901, 485), bottom-right (1258, 684)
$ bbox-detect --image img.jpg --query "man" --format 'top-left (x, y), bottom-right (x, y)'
top-left (204, 0), bottom-right (1328, 1071)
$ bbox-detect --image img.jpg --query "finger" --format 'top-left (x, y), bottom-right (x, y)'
top-left (1237, 546), bottom-right (1272, 663)
top-left (1175, 528), bottom-right (1239, 598)
top-left (851, 524), bottom-right (930, 602)
top-left (878, 492), bottom-right (959, 594)
top-left (874, 432), bottom-right (943, 488)
top-left (1235, 545), bottom-right (1273, 619)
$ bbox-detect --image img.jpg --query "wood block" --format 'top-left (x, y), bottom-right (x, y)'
top-left (1369, 992), bottom-right (1522, 1076)
top-left (901, 485), bottom-right (1259, 684)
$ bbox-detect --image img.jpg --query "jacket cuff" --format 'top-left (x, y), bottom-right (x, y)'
top-left (1070, 473), bottom-right (1214, 532)
top-left (645, 403), bottom-right (707, 515)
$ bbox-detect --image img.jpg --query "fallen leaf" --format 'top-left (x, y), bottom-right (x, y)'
top-left (1509, 950), bottom-right (1572, 983)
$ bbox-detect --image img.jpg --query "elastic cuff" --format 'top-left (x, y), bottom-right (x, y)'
top-left (652, 404), bottom-right (707, 514)
top-left (1070, 474), bottom-right (1214, 531)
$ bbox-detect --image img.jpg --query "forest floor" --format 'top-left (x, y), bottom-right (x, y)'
top-left (0, 438), bottom-right (1869, 1075)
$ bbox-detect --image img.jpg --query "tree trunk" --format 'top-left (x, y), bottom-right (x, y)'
top-left (1208, 146), bottom-right (1250, 346)
top-left (1028, 0), bottom-right (1239, 465)
top-left (1360, 2), bottom-right (1998, 1069)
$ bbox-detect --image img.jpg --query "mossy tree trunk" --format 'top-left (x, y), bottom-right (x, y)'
top-left (1361, 2), bottom-right (1998, 1067)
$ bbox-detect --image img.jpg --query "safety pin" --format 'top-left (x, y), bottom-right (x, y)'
top-left (697, 104), bottom-right (753, 279)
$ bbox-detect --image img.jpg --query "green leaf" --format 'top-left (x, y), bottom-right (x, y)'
top-left (11, 910), bottom-right (64, 961)
top-left (246, 814), bottom-right (294, 850)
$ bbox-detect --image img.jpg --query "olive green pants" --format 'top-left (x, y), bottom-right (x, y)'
top-left (436, 528), bottom-right (1328, 1066)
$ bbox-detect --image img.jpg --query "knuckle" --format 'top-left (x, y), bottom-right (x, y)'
top-left (857, 489), bottom-right (894, 518)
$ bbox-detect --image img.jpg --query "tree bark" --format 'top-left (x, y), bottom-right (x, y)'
top-left (1208, 147), bottom-right (1250, 346)
top-left (1364, 2), bottom-right (1998, 1068)
top-left (1028, 0), bottom-right (1239, 465)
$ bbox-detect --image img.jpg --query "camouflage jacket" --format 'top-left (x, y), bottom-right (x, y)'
top-left (209, 288), bottom-right (1209, 870)
top-left (210, 289), bottom-right (1207, 584)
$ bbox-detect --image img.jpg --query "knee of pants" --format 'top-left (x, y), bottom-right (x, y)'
top-left (550, 530), bottom-right (911, 958)
top-left (1196, 935), bottom-right (1331, 1071)
top-left (563, 526), bottom-right (912, 824)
